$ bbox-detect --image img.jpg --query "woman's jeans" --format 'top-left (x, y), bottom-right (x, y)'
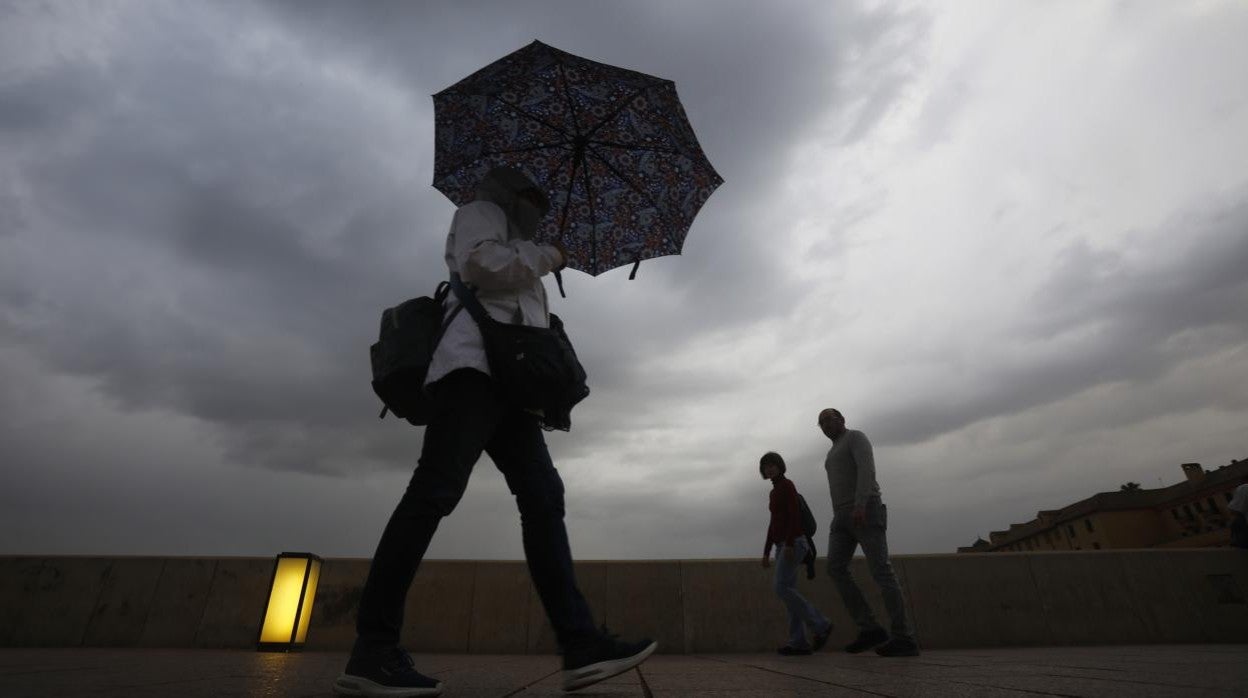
top-left (354, 369), bottom-right (597, 653)
top-left (826, 498), bottom-right (915, 643)
top-left (774, 536), bottom-right (830, 649)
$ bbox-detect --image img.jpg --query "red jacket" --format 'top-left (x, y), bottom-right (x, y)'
top-left (764, 476), bottom-right (804, 559)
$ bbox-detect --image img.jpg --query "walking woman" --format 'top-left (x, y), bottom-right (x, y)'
top-left (760, 451), bottom-right (833, 655)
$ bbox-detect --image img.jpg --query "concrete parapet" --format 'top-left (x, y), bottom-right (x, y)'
top-left (193, 558), bottom-right (272, 648)
top-left (468, 562), bottom-right (531, 653)
top-left (1, 550), bottom-right (1244, 652)
top-left (1148, 549), bottom-right (1248, 641)
top-left (900, 553), bottom-right (1052, 647)
top-left (682, 559), bottom-right (775, 652)
top-left (303, 558), bottom-right (370, 651)
top-left (140, 558), bottom-right (216, 647)
top-left (82, 558), bottom-right (165, 647)
top-left (603, 560), bottom-right (682, 653)
top-left (1, 557), bottom-right (110, 647)
top-left (1027, 552), bottom-right (1146, 644)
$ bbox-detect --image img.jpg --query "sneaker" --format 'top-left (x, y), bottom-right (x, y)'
top-left (843, 628), bottom-right (888, 654)
top-left (874, 638), bottom-right (921, 657)
top-left (811, 624), bottom-right (833, 652)
top-left (333, 646), bottom-right (443, 697)
top-left (562, 627), bottom-right (658, 692)
top-left (777, 645), bottom-right (813, 656)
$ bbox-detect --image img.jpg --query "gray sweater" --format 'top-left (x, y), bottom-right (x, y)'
top-left (824, 429), bottom-right (881, 511)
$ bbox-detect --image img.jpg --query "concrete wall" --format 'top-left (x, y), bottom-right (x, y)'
top-left (2, 550), bottom-right (1245, 652)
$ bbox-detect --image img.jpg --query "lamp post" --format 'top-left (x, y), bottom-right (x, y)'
top-left (256, 552), bottom-right (322, 651)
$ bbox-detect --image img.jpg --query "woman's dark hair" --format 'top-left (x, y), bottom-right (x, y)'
top-left (759, 451), bottom-right (786, 479)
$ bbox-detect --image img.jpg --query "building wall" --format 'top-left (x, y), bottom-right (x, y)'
top-left (968, 463), bottom-right (1246, 553)
top-left (1161, 488), bottom-right (1238, 541)
top-left (987, 506), bottom-right (1233, 553)
top-left (1094, 510), bottom-right (1167, 549)
top-left (3, 551), bottom-right (1246, 652)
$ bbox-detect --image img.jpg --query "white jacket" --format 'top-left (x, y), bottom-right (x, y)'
top-left (424, 200), bottom-right (563, 387)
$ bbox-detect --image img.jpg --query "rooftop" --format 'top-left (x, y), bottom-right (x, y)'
top-left (3, 645), bottom-right (1246, 697)
top-left (965, 458), bottom-right (1248, 551)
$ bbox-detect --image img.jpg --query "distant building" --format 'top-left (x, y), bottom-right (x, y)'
top-left (958, 459), bottom-right (1248, 553)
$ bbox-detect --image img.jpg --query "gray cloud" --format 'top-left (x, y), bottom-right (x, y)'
top-left (1, 0), bottom-right (923, 478)
top-left (867, 197), bottom-right (1248, 446)
top-left (3, 1), bottom-right (1245, 559)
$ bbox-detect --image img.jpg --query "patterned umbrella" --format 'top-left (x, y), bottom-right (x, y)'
top-left (433, 41), bottom-right (722, 278)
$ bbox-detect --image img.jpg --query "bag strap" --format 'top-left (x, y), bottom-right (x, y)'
top-left (448, 272), bottom-right (491, 327)
top-left (434, 280), bottom-right (465, 336)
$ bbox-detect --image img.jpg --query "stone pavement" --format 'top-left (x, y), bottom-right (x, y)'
top-left (1, 645), bottom-right (1245, 697)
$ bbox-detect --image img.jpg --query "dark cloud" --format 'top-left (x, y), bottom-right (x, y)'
top-left (1, 0), bottom-right (924, 480)
top-left (261, 0), bottom-right (932, 330)
top-left (4, 1), bottom-right (1241, 559)
top-left (0, 63), bottom-right (109, 134)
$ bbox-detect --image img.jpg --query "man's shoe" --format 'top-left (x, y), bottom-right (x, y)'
top-left (843, 628), bottom-right (888, 654)
top-left (777, 645), bottom-right (813, 656)
top-left (562, 627), bottom-right (658, 692)
top-left (874, 638), bottom-right (921, 657)
top-left (333, 646), bottom-right (443, 697)
top-left (811, 624), bottom-right (833, 652)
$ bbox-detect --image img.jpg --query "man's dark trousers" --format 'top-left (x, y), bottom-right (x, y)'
top-left (1232, 515), bottom-right (1248, 549)
top-left (354, 368), bottom-right (597, 652)
top-left (826, 497), bottom-right (915, 643)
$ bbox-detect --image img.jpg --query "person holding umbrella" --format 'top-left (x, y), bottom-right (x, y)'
top-left (341, 39), bottom-right (721, 696)
top-left (335, 167), bottom-right (656, 697)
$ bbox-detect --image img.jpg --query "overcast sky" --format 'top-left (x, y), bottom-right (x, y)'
top-left (2, 0), bottom-right (1246, 561)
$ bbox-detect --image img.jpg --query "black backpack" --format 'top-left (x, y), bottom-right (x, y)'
top-left (369, 282), bottom-right (461, 426)
top-left (797, 493), bottom-right (817, 537)
top-left (796, 492), bottom-right (818, 579)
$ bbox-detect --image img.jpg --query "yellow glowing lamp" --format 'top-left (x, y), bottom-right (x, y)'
top-left (257, 552), bottom-right (322, 651)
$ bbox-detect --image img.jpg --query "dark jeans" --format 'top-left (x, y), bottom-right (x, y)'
top-left (826, 497), bottom-right (915, 643)
top-left (1232, 515), bottom-right (1248, 549)
top-left (354, 368), bottom-right (597, 653)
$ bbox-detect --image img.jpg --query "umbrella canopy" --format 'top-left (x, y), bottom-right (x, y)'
top-left (433, 40), bottom-right (722, 277)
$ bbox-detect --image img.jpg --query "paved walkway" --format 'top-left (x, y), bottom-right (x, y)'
top-left (2, 645), bottom-right (1245, 697)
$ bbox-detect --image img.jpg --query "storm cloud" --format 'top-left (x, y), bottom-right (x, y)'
top-left (2, 0), bottom-right (1246, 559)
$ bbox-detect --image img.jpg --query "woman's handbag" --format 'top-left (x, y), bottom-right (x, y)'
top-left (448, 273), bottom-right (589, 430)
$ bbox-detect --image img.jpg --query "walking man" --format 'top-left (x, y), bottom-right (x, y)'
top-left (335, 167), bottom-right (655, 697)
top-left (818, 408), bottom-right (920, 657)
